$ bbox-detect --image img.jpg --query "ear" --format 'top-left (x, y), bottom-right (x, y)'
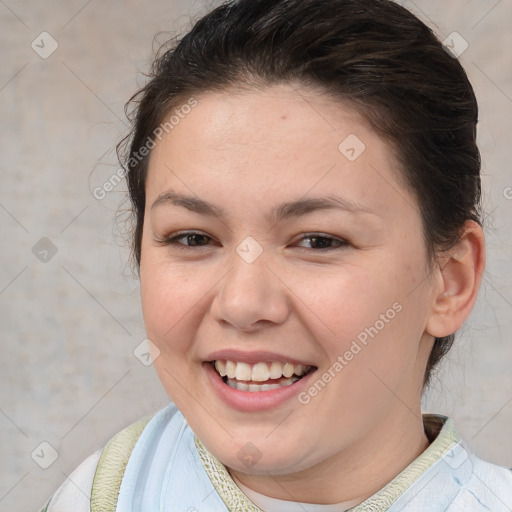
top-left (426, 220), bottom-right (486, 338)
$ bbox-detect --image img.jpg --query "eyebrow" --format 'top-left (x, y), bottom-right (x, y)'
top-left (150, 190), bottom-right (376, 222)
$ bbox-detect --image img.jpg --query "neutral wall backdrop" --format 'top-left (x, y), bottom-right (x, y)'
top-left (1, 0), bottom-right (511, 510)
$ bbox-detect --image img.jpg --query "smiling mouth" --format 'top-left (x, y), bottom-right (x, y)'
top-left (211, 360), bottom-right (316, 392)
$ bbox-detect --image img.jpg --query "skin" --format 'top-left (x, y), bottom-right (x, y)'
top-left (139, 83), bottom-right (485, 504)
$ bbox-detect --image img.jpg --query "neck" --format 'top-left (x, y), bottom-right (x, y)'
top-left (229, 406), bottom-right (430, 505)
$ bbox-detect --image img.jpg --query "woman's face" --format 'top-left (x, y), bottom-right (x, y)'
top-left (140, 83), bottom-right (439, 475)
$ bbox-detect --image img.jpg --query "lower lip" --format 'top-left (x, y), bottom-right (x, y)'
top-left (204, 362), bottom-right (316, 412)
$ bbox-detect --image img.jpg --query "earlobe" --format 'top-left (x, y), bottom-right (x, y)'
top-left (425, 220), bottom-right (486, 338)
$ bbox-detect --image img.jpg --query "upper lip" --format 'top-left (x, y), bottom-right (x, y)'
top-left (205, 349), bottom-right (316, 367)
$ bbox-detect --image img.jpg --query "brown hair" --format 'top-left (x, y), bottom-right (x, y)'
top-left (117, 0), bottom-right (482, 387)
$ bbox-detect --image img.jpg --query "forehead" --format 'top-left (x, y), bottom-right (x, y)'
top-left (151, 84), bottom-right (376, 154)
top-left (145, 84), bottom-right (418, 222)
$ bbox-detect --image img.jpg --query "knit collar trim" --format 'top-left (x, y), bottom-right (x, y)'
top-left (194, 414), bottom-right (460, 512)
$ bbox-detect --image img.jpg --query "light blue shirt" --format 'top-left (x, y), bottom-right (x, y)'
top-left (114, 403), bottom-right (512, 511)
top-left (43, 402), bottom-right (512, 511)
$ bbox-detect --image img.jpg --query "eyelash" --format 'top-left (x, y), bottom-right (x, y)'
top-left (154, 231), bottom-right (349, 251)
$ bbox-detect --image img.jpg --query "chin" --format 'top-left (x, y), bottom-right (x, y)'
top-left (199, 427), bottom-right (318, 476)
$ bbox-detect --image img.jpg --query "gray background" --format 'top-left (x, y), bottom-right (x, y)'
top-left (0, 0), bottom-right (511, 510)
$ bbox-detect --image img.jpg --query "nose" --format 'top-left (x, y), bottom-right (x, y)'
top-left (210, 247), bottom-right (291, 333)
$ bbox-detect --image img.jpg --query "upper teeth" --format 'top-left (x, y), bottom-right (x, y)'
top-left (214, 360), bottom-right (310, 381)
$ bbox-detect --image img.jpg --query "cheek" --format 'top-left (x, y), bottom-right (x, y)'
top-left (304, 265), bottom-right (396, 342)
top-left (140, 256), bottom-right (203, 351)
top-left (313, 259), bottom-right (426, 379)
top-left (140, 258), bottom-right (206, 403)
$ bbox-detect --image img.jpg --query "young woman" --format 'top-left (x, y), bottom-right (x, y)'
top-left (41, 0), bottom-right (512, 510)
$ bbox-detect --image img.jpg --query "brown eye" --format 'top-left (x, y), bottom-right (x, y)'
top-left (295, 234), bottom-right (348, 250)
top-left (176, 233), bottom-right (211, 247)
top-left (154, 231), bottom-right (214, 248)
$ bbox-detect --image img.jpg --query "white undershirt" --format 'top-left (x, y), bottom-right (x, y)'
top-left (234, 478), bottom-right (363, 512)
